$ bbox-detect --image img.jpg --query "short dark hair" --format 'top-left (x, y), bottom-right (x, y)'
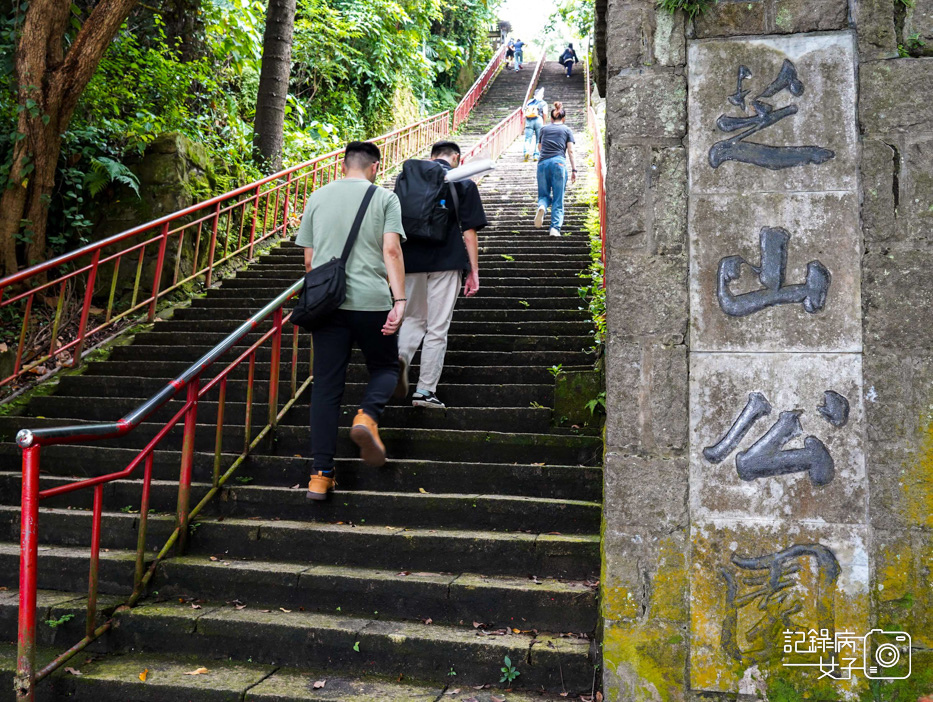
top-left (344, 141), bottom-right (381, 169)
top-left (430, 140), bottom-right (461, 160)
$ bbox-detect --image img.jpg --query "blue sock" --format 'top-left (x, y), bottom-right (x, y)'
top-left (316, 468), bottom-right (334, 476)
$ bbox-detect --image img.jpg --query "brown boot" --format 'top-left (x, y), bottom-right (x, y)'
top-left (349, 409), bottom-right (387, 467)
top-left (306, 471), bottom-right (336, 501)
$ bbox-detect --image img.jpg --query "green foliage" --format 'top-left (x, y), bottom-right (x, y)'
top-left (45, 613), bottom-right (75, 629)
top-left (547, 0), bottom-right (595, 39)
top-left (579, 183), bottom-right (606, 353)
top-left (548, 363), bottom-right (564, 378)
top-left (657, 0), bottom-right (715, 19)
top-left (1, 0), bottom-right (498, 263)
top-left (499, 655), bottom-right (520, 684)
top-left (585, 390), bottom-right (606, 416)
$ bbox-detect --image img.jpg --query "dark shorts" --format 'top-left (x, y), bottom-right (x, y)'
top-left (506, 49), bottom-right (514, 58)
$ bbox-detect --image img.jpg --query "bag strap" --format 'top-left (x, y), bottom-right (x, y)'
top-left (340, 184), bottom-right (378, 263)
top-left (447, 181), bottom-right (461, 233)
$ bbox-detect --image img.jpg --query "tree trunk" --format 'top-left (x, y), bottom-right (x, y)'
top-left (0, 0), bottom-right (137, 278)
top-left (252, 0), bottom-right (297, 173)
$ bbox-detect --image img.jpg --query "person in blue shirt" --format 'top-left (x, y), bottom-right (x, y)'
top-left (523, 88), bottom-right (547, 162)
top-left (533, 102), bottom-right (578, 237)
top-left (513, 39), bottom-right (525, 71)
top-left (559, 43), bottom-right (579, 78)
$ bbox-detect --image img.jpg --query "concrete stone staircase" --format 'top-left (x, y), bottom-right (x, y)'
top-left (0, 60), bottom-right (601, 701)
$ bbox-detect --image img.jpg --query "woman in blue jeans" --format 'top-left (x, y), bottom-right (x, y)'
top-left (533, 102), bottom-right (577, 236)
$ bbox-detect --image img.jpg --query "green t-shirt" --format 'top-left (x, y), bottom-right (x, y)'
top-left (294, 178), bottom-right (405, 312)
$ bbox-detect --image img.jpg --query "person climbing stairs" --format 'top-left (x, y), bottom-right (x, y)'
top-left (0, 58), bottom-right (602, 700)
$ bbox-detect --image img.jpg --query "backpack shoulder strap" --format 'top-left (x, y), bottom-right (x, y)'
top-left (447, 181), bottom-right (461, 233)
top-left (340, 184), bottom-right (378, 262)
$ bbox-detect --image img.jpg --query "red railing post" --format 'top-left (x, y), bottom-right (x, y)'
top-left (86, 485), bottom-right (104, 638)
top-left (148, 222), bottom-right (171, 322)
top-left (176, 378), bottom-right (200, 553)
top-left (71, 249), bottom-right (101, 366)
top-left (247, 184), bottom-right (261, 260)
top-left (268, 308), bottom-right (283, 427)
top-left (281, 172), bottom-right (293, 235)
top-left (16, 444), bottom-right (40, 702)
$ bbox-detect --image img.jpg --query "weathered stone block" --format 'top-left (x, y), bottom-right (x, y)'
top-left (606, 144), bottom-right (649, 251)
top-left (603, 618), bottom-right (687, 701)
top-left (690, 353), bottom-right (866, 523)
top-left (856, 0), bottom-right (899, 60)
top-left (860, 58), bottom-right (933, 135)
top-left (875, 529), bottom-right (933, 649)
top-left (654, 9), bottom-right (686, 66)
top-left (694, 0), bottom-right (767, 38)
top-left (861, 138), bottom-right (896, 244)
top-left (771, 0), bottom-right (848, 34)
top-left (606, 254), bottom-right (688, 338)
top-left (605, 336), bottom-right (642, 450)
top-left (605, 336), bottom-right (688, 453)
top-left (605, 453), bottom-right (688, 527)
top-left (606, 0), bottom-right (654, 70)
top-left (863, 251), bottom-right (933, 350)
top-left (650, 147), bottom-right (687, 255)
top-left (900, 138), bottom-right (933, 246)
top-left (608, 69), bottom-right (686, 140)
top-left (690, 520), bottom-right (870, 694)
top-left (690, 192), bottom-right (862, 353)
top-left (905, 0), bottom-right (933, 56)
top-left (688, 32), bottom-right (858, 194)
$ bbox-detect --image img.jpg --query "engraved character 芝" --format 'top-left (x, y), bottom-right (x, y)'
top-left (709, 60), bottom-right (835, 171)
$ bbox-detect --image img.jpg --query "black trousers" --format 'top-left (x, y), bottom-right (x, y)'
top-left (310, 309), bottom-right (399, 471)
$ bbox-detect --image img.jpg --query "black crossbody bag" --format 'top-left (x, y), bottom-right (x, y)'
top-left (291, 184), bottom-right (378, 330)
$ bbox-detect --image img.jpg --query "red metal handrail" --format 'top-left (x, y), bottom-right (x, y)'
top-left (453, 44), bottom-right (508, 132)
top-left (15, 278), bottom-right (307, 701)
top-left (464, 49), bottom-right (546, 164)
top-left (587, 102), bottom-right (607, 265)
top-left (0, 112), bottom-right (450, 393)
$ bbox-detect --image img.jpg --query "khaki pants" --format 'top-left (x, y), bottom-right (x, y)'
top-left (398, 270), bottom-right (462, 393)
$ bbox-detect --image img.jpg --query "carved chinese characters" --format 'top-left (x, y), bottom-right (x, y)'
top-left (687, 32), bottom-right (867, 693)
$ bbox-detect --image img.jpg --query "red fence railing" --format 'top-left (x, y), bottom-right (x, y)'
top-left (464, 49), bottom-right (546, 164)
top-left (453, 44), bottom-right (508, 132)
top-left (0, 112), bottom-right (449, 394)
top-left (14, 279), bottom-right (306, 701)
top-left (585, 50), bottom-right (606, 264)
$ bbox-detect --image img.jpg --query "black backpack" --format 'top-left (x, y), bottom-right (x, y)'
top-left (290, 184), bottom-right (377, 330)
top-left (394, 160), bottom-right (460, 245)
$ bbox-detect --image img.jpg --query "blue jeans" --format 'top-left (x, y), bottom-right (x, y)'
top-left (564, 60), bottom-right (574, 77)
top-left (514, 50), bottom-right (523, 68)
top-left (537, 156), bottom-right (568, 231)
top-left (523, 117), bottom-right (543, 157)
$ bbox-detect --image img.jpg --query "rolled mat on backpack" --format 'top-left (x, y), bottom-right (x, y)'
top-left (444, 159), bottom-right (495, 182)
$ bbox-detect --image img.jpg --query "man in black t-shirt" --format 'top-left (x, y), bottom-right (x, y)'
top-left (395, 141), bottom-right (488, 408)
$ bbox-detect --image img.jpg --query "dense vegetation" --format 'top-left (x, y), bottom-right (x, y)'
top-left (0, 0), bottom-right (497, 272)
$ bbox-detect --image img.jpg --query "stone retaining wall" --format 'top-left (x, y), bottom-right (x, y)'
top-left (602, 1), bottom-right (933, 698)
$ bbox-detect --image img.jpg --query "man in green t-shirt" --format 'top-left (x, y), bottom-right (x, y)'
top-left (294, 141), bottom-right (407, 500)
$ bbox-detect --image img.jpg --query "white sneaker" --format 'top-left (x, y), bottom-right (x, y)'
top-left (549, 227), bottom-right (561, 237)
top-left (534, 205), bottom-right (546, 228)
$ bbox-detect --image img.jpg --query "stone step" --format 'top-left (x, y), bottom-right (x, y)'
top-left (194, 295), bottom-right (590, 311)
top-left (0, 474), bottom-right (600, 533)
top-left (104, 601), bottom-right (594, 692)
top-left (0, 513), bottom-right (600, 579)
top-left (132, 331), bottom-right (595, 353)
top-left (0, 418), bottom-right (602, 465)
top-left (107, 345), bottom-right (595, 367)
top-left (204, 284), bottom-right (585, 299)
top-left (176, 306), bottom-right (590, 323)
top-left (0, 445), bottom-right (603, 502)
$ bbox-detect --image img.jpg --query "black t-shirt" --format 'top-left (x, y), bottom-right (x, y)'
top-left (401, 160), bottom-right (488, 274)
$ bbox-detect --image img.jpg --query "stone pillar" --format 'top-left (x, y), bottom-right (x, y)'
top-left (602, 1), bottom-right (933, 698)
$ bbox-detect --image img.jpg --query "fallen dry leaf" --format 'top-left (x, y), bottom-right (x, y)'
top-left (183, 667), bottom-right (209, 676)
top-left (472, 683), bottom-right (489, 690)
top-left (290, 484), bottom-right (301, 490)
top-left (423, 618), bottom-right (433, 625)
top-left (312, 680), bottom-right (326, 689)
top-left (418, 487), bottom-right (428, 493)
top-left (139, 669), bottom-right (149, 682)
top-left (190, 603), bottom-right (201, 609)
top-left (491, 696), bottom-right (506, 702)
top-left (209, 556), bottom-right (219, 561)
top-left (472, 621), bottom-right (484, 628)
top-left (444, 689), bottom-right (460, 695)
top-left (235, 604), bottom-right (247, 610)
top-left (64, 667), bottom-right (82, 676)
top-left (0, 343), bottom-right (8, 353)
top-left (280, 608), bottom-right (291, 613)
